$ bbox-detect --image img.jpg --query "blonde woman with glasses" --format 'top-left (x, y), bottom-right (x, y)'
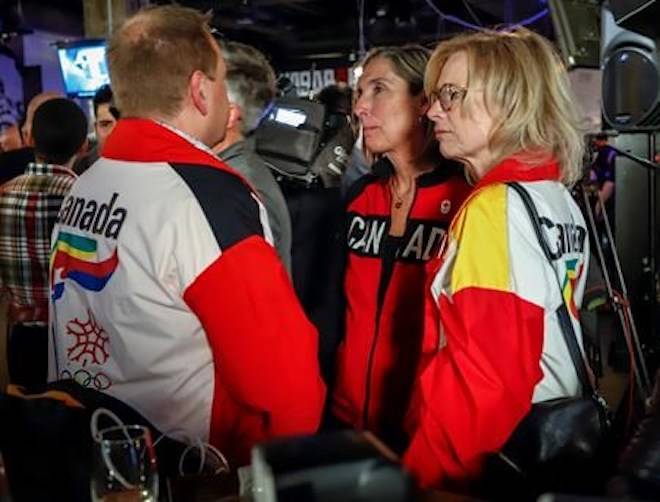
top-left (403, 28), bottom-right (590, 489)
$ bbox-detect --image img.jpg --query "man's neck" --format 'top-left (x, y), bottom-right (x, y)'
top-left (145, 111), bottom-right (209, 147)
top-left (212, 128), bottom-right (243, 156)
top-left (35, 156), bottom-right (75, 170)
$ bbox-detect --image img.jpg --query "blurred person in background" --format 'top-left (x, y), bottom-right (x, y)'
top-left (590, 133), bottom-right (616, 224)
top-left (74, 84), bottom-right (120, 174)
top-left (403, 28), bottom-right (589, 489)
top-left (330, 44), bottom-right (471, 451)
top-left (0, 120), bottom-right (26, 184)
top-left (212, 40), bottom-right (292, 273)
top-left (0, 92), bottom-right (61, 185)
top-left (0, 121), bottom-right (22, 153)
top-left (0, 98), bottom-right (86, 387)
top-left (93, 84), bottom-right (120, 151)
top-left (585, 133), bottom-right (618, 279)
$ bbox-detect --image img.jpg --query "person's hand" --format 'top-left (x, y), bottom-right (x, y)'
top-left (595, 202), bottom-right (603, 220)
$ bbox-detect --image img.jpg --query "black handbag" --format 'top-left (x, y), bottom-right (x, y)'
top-left (481, 182), bottom-right (611, 498)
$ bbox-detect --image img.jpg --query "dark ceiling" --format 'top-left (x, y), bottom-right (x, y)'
top-left (1, 0), bottom-right (556, 69)
top-left (174, 0), bottom-right (556, 68)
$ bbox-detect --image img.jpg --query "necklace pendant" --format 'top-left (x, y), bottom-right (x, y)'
top-left (394, 201), bottom-right (403, 209)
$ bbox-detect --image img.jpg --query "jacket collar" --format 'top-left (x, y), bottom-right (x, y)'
top-left (217, 139), bottom-right (243, 162)
top-left (26, 162), bottom-right (77, 179)
top-left (102, 118), bottom-right (228, 171)
top-left (474, 156), bottom-right (560, 190)
top-left (448, 156), bottom-right (561, 235)
top-left (371, 155), bottom-right (462, 187)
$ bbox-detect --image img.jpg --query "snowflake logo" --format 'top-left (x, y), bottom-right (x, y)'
top-left (66, 309), bottom-right (110, 366)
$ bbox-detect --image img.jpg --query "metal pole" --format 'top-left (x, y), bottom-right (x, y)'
top-left (106, 0), bottom-right (113, 38)
top-left (582, 183), bottom-right (651, 398)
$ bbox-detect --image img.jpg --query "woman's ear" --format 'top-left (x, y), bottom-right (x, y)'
top-left (418, 93), bottom-right (430, 117)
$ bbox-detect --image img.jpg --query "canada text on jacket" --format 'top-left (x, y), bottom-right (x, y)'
top-left (539, 217), bottom-right (587, 260)
top-left (347, 213), bottom-right (447, 262)
top-left (58, 192), bottom-right (127, 240)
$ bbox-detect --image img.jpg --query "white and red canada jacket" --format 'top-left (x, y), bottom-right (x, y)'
top-left (48, 119), bottom-right (325, 466)
top-left (403, 157), bottom-right (589, 487)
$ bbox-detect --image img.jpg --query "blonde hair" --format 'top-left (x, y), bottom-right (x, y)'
top-left (361, 45), bottom-right (438, 162)
top-left (425, 28), bottom-right (585, 186)
top-left (108, 5), bottom-right (218, 119)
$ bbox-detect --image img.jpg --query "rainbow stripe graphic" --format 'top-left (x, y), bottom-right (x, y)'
top-left (50, 231), bottom-right (119, 301)
top-left (562, 258), bottom-right (584, 319)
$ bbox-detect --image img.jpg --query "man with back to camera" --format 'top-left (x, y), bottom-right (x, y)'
top-left (0, 92), bottom-right (62, 185)
top-left (212, 40), bottom-right (292, 273)
top-left (74, 84), bottom-right (120, 174)
top-left (47, 4), bottom-right (325, 466)
top-left (21, 92), bottom-right (63, 149)
top-left (0, 98), bottom-right (87, 387)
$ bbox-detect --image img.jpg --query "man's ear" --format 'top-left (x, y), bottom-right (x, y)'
top-left (226, 103), bottom-right (242, 131)
top-left (22, 126), bottom-right (33, 148)
top-left (80, 138), bottom-right (89, 155)
top-left (190, 70), bottom-right (209, 116)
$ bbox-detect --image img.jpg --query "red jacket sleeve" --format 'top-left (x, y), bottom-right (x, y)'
top-left (403, 286), bottom-right (545, 488)
top-left (184, 235), bottom-right (326, 442)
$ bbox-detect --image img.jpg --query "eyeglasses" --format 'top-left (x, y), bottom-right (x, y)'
top-left (428, 84), bottom-right (468, 112)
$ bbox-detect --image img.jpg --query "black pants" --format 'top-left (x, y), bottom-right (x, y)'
top-left (8, 323), bottom-right (48, 388)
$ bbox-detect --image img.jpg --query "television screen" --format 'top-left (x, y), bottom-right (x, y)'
top-left (57, 41), bottom-right (110, 98)
top-left (270, 106), bottom-right (308, 128)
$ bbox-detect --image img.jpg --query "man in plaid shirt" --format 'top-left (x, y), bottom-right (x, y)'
top-left (0, 98), bottom-right (87, 386)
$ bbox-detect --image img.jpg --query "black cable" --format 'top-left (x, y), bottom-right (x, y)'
top-left (357, 0), bottom-right (366, 57)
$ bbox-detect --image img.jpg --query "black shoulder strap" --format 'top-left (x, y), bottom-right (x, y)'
top-left (507, 182), bottom-right (595, 397)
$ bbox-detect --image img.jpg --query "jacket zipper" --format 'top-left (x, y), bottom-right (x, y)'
top-left (361, 181), bottom-right (419, 429)
top-left (362, 292), bottom-right (386, 429)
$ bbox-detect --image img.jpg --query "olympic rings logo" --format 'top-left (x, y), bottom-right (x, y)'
top-left (61, 368), bottom-right (112, 390)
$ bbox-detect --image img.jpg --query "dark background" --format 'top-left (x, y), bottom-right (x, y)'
top-left (1, 0), bottom-right (555, 69)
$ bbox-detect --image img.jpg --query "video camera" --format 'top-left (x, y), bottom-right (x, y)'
top-left (254, 79), bottom-right (355, 188)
